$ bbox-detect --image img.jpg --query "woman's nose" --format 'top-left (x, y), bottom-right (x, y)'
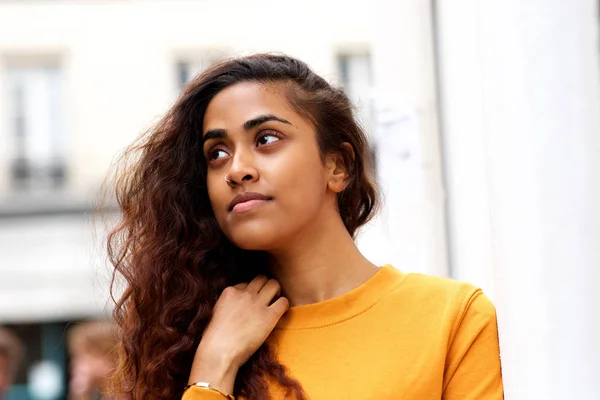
top-left (225, 151), bottom-right (259, 186)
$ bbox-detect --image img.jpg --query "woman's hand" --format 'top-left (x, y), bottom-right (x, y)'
top-left (187, 276), bottom-right (289, 394)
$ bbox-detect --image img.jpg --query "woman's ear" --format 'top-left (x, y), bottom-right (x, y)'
top-left (326, 143), bottom-right (354, 193)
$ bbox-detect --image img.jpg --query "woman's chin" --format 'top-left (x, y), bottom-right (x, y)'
top-left (230, 236), bottom-right (277, 251)
top-left (227, 226), bottom-right (283, 251)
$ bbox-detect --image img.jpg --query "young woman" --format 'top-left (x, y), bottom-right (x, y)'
top-left (107, 54), bottom-right (503, 400)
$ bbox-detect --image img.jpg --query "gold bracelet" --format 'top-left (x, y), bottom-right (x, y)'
top-left (183, 381), bottom-right (235, 399)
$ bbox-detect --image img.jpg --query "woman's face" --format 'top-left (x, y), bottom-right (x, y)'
top-left (202, 81), bottom-right (339, 250)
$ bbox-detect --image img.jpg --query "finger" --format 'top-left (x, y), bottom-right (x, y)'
top-left (258, 279), bottom-right (282, 306)
top-left (246, 275), bottom-right (269, 293)
top-left (269, 296), bottom-right (290, 317)
top-left (233, 282), bottom-right (248, 290)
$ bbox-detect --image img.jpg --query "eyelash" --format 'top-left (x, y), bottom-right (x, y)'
top-left (256, 130), bottom-right (283, 146)
top-left (206, 130), bottom-right (283, 162)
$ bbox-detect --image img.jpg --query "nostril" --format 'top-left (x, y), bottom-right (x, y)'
top-left (242, 174), bottom-right (253, 181)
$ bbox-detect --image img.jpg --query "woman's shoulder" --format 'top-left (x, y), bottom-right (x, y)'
top-left (385, 267), bottom-right (497, 318)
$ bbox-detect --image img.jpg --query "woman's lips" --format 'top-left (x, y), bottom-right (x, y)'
top-left (228, 191), bottom-right (272, 212)
top-left (231, 199), bottom-right (271, 213)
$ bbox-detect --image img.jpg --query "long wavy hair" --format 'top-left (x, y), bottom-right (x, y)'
top-left (106, 53), bottom-right (378, 400)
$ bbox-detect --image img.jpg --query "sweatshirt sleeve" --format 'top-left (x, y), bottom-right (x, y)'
top-left (442, 289), bottom-right (504, 400)
top-left (182, 386), bottom-right (231, 400)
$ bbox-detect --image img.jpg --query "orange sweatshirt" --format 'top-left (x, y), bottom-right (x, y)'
top-left (183, 265), bottom-right (503, 399)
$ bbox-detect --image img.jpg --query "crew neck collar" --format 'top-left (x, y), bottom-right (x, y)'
top-left (275, 265), bottom-right (404, 330)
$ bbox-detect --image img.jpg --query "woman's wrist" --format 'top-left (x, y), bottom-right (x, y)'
top-left (188, 345), bottom-right (239, 395)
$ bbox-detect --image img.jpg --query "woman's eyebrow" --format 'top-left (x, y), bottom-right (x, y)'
top-left (203, 114), bottom-right (292, 142)
top-left (203, 128), bottom-right (227, 142)
top-left (242, 114), bottom-right (292, 131)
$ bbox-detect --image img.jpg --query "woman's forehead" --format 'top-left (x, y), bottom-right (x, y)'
top-left (203, 81), bottom-right (299, 131)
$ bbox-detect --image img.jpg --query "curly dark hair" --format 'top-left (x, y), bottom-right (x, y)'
top-left (106, 53), bottom-right (378, 399)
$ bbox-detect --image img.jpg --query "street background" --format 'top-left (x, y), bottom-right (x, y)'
top-left (0, 1), bottom-right (599, 399)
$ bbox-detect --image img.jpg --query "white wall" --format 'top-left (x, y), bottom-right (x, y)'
top-left (436, 0), bottom-right (600, 398)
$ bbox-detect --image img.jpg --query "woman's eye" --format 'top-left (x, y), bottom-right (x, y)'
top-left (257, 133), bottom-right (281, 146)
top-left (209, 149), bottom-right (228, 161)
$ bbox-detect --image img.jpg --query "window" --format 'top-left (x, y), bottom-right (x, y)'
top-left (5, 60), bottom-right (67, 192)
top-left (337, 52), bottom-right (376, 166)
top-left (176, 51), bottom-right (225, 92)
top-left (337, 52), bottom-right (374, 140)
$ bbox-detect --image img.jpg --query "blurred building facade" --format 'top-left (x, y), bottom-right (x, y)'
top-left (0, 1), bottom-right (449, 398)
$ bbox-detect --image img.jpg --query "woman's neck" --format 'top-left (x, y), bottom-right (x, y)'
top-left (267, 210), bottom-right (379, 307)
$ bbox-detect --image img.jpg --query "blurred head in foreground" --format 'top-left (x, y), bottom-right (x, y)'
top-left (67, 321), bottom-right (118, 400)
top-left (0, 327), bottom-right (23, 400)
